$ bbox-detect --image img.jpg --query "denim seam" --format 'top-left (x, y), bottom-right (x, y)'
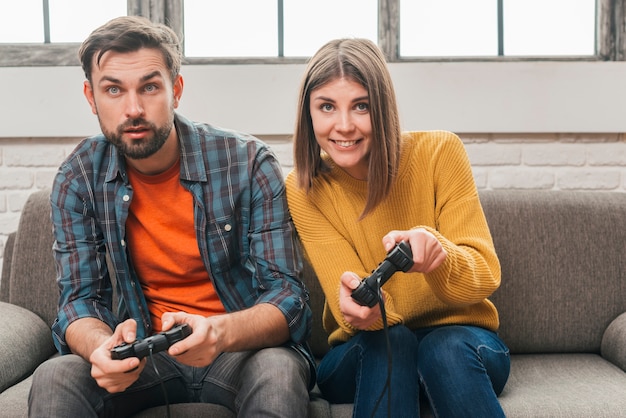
top-left (477, 343), bottom-right (510, 358)
top-left (418, 373), bottom-right (439, 418)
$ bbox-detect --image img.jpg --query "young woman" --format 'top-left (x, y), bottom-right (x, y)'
top-left (286, 38), bottom-right (510, 417)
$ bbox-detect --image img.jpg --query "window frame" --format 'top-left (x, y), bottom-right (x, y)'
top-left (0, 0), bottom-right (623, 67)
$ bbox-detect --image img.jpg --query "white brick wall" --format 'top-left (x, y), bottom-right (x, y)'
top-left (463, 133), bottom-right (626, 191)
top-left (1, 133), bottom-right (625, 277)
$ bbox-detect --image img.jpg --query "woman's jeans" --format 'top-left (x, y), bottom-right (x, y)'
top-left (317, 325), bottom-right (510, 418)
top-left (28, 347), bottom-right (310, 417)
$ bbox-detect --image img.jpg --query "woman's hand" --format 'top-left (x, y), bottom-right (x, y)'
top-left (338, 272), bottom-right (383, 330)
top-left (383, 228), bottom-right (447, 274)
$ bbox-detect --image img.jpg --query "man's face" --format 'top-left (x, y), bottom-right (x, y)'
top-left (83, 48), bottom-right (182, 161)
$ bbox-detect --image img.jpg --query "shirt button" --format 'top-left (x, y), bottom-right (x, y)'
top-left (123, 195), bottom-right (130, 202)
top-left (224, 224), bottom-right (232, 232)
top-left (120, 240), bottom-right (126, 247)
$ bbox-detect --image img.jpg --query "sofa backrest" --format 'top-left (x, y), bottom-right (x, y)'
top-left (303, 190), bottom-right (626, 358)
top-left (4, 189), bottom-right (625, 358)
top-left (1, 189), bottom-right (58, 327)
top-left (481, 190), bottom-right (626, 354)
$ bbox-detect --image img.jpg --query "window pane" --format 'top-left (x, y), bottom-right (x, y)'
top-left (504, 0), bottom-right (595, 56)
top-left (0, 0), bottom-right (44, 42)
top-left (400, 0), bottom-right (498, 57)
top-left (283, 0), bottom-right (377, 57)
top-left (49, 0), bottom-right (127, 42)
top-left (184, 0), bottom-right (277, 57)
top-left (0, 0), bottom-right (126, 44)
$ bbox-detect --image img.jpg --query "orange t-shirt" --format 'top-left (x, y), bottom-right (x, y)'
top-left (126, 159), bottom-right (226, 332)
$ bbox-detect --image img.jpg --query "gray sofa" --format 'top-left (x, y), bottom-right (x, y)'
top-left (1, 188), bottom-right (625, 417)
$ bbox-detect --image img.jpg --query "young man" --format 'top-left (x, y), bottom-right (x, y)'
top-left (28, 16), bottom-right (313, 417)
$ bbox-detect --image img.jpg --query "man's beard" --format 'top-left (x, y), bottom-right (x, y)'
top-left (101, 117), bottom-right (174, 160)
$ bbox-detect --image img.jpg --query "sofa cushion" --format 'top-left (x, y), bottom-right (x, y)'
top-left (0, 302), bottom-right (55, 393)
top-left (301, 256), bottom-right (329, 358)
top-left (133, 396), bottom-right (333, 418)
top-left (499, 354), bottom-right (626, 417)
top-left (481, 190), bottom-right (626, 353)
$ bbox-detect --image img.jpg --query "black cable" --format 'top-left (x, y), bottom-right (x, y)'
top-left (369, 277), bottom-right (392, 418)
top-left (148, 344), bottom-right (170, 418)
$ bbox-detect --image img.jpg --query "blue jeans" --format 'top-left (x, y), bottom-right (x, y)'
top-left (28, 347), bottom-right (310, 417)
top-left (317, 325), bottom-right (510, 418)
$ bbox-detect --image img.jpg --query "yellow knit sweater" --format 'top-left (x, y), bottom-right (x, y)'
top-left (286, 131), bottom-right (501, 346)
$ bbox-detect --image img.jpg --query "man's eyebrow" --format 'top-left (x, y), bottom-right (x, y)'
top-left (99, 75), bottom-right (121, 85)
top-left (98, 71), bottom-right (163, 86)
top-left (140, 71), bottom-right (162, 83)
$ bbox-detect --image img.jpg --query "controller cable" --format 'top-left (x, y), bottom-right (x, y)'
top-left (147, 343), bottom-right (171, 418)
top-left (369, 277), bottom-right (392, 418)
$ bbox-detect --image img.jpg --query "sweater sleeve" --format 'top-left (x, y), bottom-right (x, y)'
top-left (285, 172), bottom-right (404, 340)
top-left (417, 132), bottom-right (501, 306)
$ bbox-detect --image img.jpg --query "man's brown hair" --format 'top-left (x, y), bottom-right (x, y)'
top-left (78, 15), bottom-right (182, 83)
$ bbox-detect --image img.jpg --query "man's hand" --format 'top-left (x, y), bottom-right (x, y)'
top-left (161, 304), bottom-right (290, 368)
top-left (158, 312), bottom-right (222, 367)
top-left (383, 228), bottom-right (447, 274)
top-left (89, 319), bottom-right (146, 393)
top-left (339, 272), bottom-right (382, 330)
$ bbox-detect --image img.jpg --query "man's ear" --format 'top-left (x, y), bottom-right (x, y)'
top-left (83, 80), bottom-right (98, 115)
top-left (173, 74), bottom-right (184, 109)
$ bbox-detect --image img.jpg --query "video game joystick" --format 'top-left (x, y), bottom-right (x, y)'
top-left (351, 241), bottom-right (414, 307)
top-left (111, 323), bottom-right (192, 360)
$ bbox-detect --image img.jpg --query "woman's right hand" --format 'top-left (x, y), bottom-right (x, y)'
top-left (339, 272), bottom-right (382, 330)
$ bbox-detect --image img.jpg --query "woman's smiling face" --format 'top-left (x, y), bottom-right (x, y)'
top-left (309, 77), bottom-right (372, 180)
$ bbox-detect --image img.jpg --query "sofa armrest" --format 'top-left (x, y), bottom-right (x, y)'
top-left (1, 232), bottom-right (16, 303)
top-left (0, 302), bottom-right (56, 393)
top-left (601, 312), bottom-right (626, 372)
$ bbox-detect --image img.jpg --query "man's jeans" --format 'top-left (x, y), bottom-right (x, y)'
top-left (28, 347), bottom-right (310, 417)
top-left (317, 325), bottom-right (510, 418)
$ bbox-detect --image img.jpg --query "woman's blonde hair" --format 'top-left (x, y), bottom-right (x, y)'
top-left (293, 38), bottom-right (402, 218)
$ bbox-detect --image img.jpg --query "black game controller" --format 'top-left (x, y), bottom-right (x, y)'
top-left (351, 241), bottom-right (414, 308)
top-left (111, 323), bottom-right (192, 360)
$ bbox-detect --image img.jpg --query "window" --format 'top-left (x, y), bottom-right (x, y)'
top-left (400, 0), bottom-right (498, 57)
top-left (399, 0), bottom-right (596, 58)
top-left (0, 0), bottom-right (126, 43)
top-left (184, 0), bottom-right (277, 57)
top-left (183, 0), bottom-right (377, 58)
top-left (0, 0), bottom-right (43, 43)
top-left (48, 0), bottom-right (127, 43)
top-left (0, 0), bottom-right (622, 67)
top-left (503, 0), bottom-right (595, 56)
top-left (282, 0), bottom-right (377, 57)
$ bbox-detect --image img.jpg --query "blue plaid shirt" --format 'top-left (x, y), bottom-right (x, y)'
top-left (50, 113), bottom-right (313, 371)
